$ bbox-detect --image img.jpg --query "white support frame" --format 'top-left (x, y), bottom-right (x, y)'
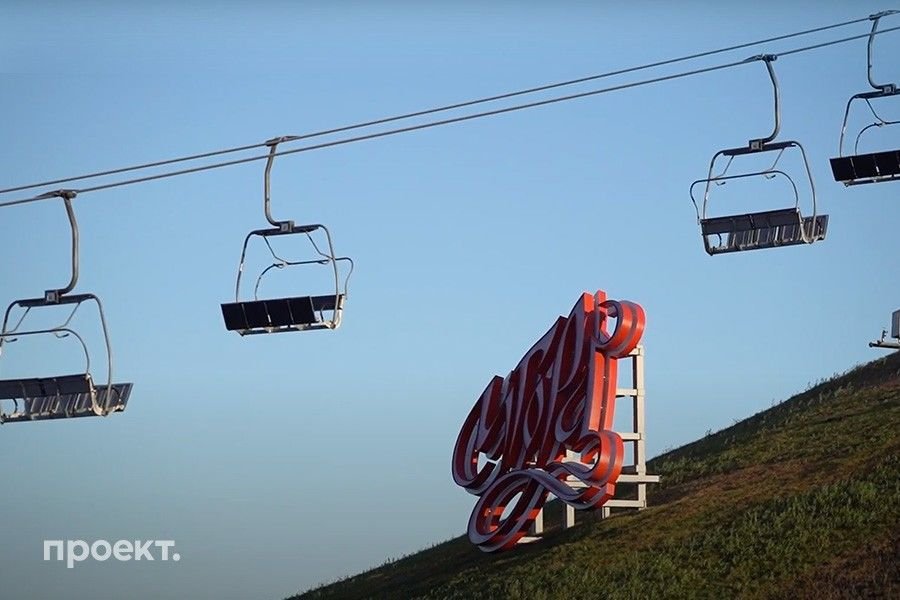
top-left (529, 345), bottom-right (658, 538)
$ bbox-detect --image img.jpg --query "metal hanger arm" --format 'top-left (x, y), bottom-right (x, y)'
top-left (34, 190), bottom-right (80, 302)
top-left (748, 55), bottom-right (781, 149)
top-left (867, 11), bottom-right (899, 92)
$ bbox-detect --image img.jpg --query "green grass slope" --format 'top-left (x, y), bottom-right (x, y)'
top-left (290, 352), bottom-right (900, 600)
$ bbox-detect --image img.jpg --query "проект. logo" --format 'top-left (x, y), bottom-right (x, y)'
top-left (44, 540), bottom-right (181, 568)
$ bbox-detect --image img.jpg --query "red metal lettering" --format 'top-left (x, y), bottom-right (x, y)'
top-left (451, 290), bottom-right (645, 551)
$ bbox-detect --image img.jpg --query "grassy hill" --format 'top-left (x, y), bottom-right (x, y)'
top-left (289, 352), bottom-right (900, 599)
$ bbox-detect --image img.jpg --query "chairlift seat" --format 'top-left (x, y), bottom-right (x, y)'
top-left (224, 140), bottom-right (353, 336)
top-left (700, 208), bottom-right (828, 255)
top-left (830, 150), bottom-right (900, 185)
top-left (0, 194), bottom-right (134, 427)
top-left (0, 382), bottom-right (132, 423)
top-left (221, 294), bottom-right (344, 333)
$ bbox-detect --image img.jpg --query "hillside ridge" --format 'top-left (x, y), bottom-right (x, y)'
top-left (291, 352), bottom-right (900, 599)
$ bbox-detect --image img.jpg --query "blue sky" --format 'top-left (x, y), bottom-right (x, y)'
top-left (2, 2), bottom-right (899, 599)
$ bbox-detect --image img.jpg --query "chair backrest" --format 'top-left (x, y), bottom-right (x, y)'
top-left (221, 294), bottom-right (344, 332)
top-left (830, 150), bottom-right (900, 185)
top-left (0, 373), bottom-right (93, 401)
top-left (701, 207), bottom-right (802, 237)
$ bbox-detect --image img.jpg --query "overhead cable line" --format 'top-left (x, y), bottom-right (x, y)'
top-left (2, 21), bottom-right (899, 210)
top-left (0, 12), bottom-right (885, 197)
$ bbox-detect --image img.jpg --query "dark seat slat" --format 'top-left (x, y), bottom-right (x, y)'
top-left (221, 303), bottom-right (249, 331)
top-left (830, 156), bottom-right (856, 182)
top-left (287, 297), bottom-right (317, 325)
top-left (0, 379), bottom-right (24, 400)
top-left (851, 154), bottom-right (879, 179)
top-left (264, 298), bottom-right (294, 327)
top-left (873, 150), bottom-right (900, 177)
top-left (310, 295), bottom-right (342, 312)
top-left (757, 208), bottom-right (803, 228)
top-left (808, 214), bottom-right (829, 239)
top-left (701, 216), bottom-right (743, 236)
top-left (56, 374), bottom-right (93, 395)
top-left (242, 300), bottom-right (270, 328)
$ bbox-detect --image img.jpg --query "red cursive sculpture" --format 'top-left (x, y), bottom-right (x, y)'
top-left (451, 291), bottom-right (645, 552)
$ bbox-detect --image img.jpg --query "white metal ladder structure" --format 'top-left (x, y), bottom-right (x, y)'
top-left (526, 345), bottom-right (659, 540)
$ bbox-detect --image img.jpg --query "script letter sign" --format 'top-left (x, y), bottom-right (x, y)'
top-left (451, 290), bottom-right (645, 552)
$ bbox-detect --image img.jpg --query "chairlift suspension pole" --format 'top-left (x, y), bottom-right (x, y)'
top-left (749, 55), bottom-right (781, 150)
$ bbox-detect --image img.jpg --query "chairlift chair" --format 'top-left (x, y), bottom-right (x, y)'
top-left (830, 11), bottom-right (900, 186)
top-left (0, 191), bottom-right (133, 424)
top-left (221, 137), bottom-right (354, 335)
top-left (690, 55), bottom-right (829, 255)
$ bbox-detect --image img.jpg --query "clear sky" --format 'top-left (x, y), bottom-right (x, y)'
top-left (2, 2), bottom-right (899, 599)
